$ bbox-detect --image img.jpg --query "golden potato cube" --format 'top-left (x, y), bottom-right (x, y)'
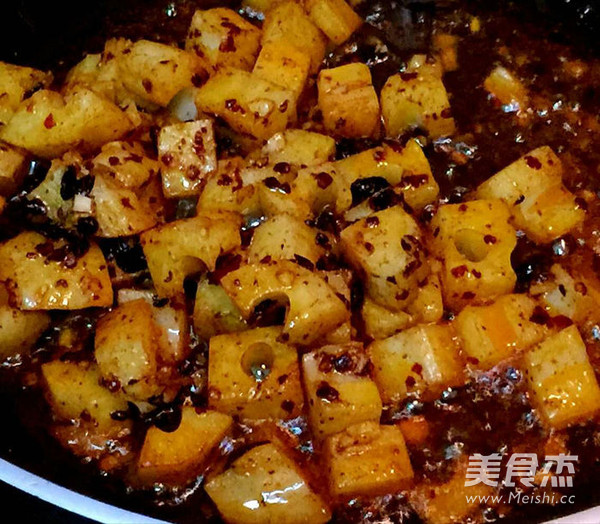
top-left (530, 264), bottom-right (599, 325)
top-left (318, 63), bottom-right (380, 138)
top-left (302, 344), bottom-right (382, 439)
top-left (196, 68), bottom-right (297, 141)
top-left (305, 0), bottom-right (362, 45)
top-left (433, 33), bottom-right (459, 73)
top-left (334, 139), bottom-right (438, 212)
top-left (95, 299), bottom-right (162, 400)
top-left (91, 174), bottom-right (158, 237)
top-left (483, 66), bottom-right (528, 112)
top-left (248, 213), bottom-right (325, 265)
top-left (253, 41), bottom-right (310, 100)
top-left (262, 2), bottom-right (327, 74)
top-left (206, 443), bottom-right (331, 524)
top-left (406, 273), bottom-right (444, 324)
top-left (261, 129), bottom-right (336, 167)
top-left (0, 88), bottom-right (133, 159)
top-left (362, 297), bottom-right (412, 340)
top-left (91, 141), bottom-right (159, 189)
top-left (410, 459), bottom-right (495, 524)
top-left (186, 8), bottom-right (261, 71)
top-left (137, 408), bottom-right (232, 485)
top-left (325, 421), bottom-right (413, 498)
top-left (158, 120), bottom-right (217, 197)
top-left (0, 232), bottom-right (113, 310)
top-left (475, 146), bottom-right (584, 243)
top-left (0, 61), bottom-right (52, 125)
top-left (42, 360), bottom-right (128, 431)
top-left (524, 325), bottom-right (600, 429)
top-left (221, 260), bottom-right (349, 345)
top-left (456, 294), bottom-right (546, 369)
top-left (381, 70), bottom-right (455, 139)
top-left (340, 206), bottom-right (429, 310)
top-left (198, 157), bottom-right (261, 215)
top-left (208, 327), bottom-right (303, 419)
top-left (241, 0), bottom-right (285, 11)
top-left (117, 40), bottom-right (207, 107)
top-left (193, 279), bottom-right (246, 341)
top-left (0, 284), bottom-right (50, 360)
top-left (369, 324), bottom-right (464, 403)
top-left (141, 211), bottom-right (242, 297)
top-left (429, 199), bottom-right (517, 311)
top-left (0, 143), bottom-right (27, 196)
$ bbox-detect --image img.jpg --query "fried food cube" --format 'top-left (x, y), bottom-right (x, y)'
top-left (483, 66), bottom-right (529, 112)
top-left (381, 70), bottom-right (455, 139)
top-left (195, 68), bottom-right (297, 141)
top-left (0, 61), bottom-right (52, 125)
top-left (429, 199), bottom-right (517, 311)
top-left (253, 41), bottom-right (311, 100)
top-left (305, 0), bottom-right (362, 45)
top-left (361, 297), bottom-right (412, 340)
top-left (158, 119), bottom-right (217, 197)
top-left (206, 443), bottom-right (331, 524)
top-left (220, 260), bottom-right (349, 345)
top-left (0, 231), bottom-right (113, 310)
top-left (95, 299), bottom-right (162, 400)
top-left (369, 324), bottom-right (464, 403)
top-left (137, 408), bottom-right (232, 486)
top-left (406, 273), bottom-right (444, 324)
top-left (193, 279), bottom-right (247, 340)
top-left (340, 206), bottom-right (429, 310)
top-left (302, 343), bottom-right (382, 439)
top-left (325, 421), bottom-right (413, 498)
top-left (475, 146), bottom-right (585, 243)
top-left (186, 8), bottom-right (261, 71)
top-left (42, 360), bottom-right (128, 432)
top-left (455, 294), bottom-right (546, 369)
top-left (523, 325), bottom-right (600, 429)
top-left (0, 283), bottom-right (50, 360)
top-left (334, 139), bottom-right (438, 212)
top-left (91, 174), bottom-right (159, 237)
top-left (91, 141), bottom-right (159, 189)
top-left (0, 143), bottom-right (27, 196)
top-left (117, 40), bottom-right (207, 107)
top-left (140, 211), bottom-right (242, 297)
top-left (208, 327), bottom-right (303, 419)
top-left (318, 63), bottom-right (380, 138)
top-left (260, 129), bottom-right (336, 167)
top-left (247, 213), bottom-right (325, 265)
top-left (262, 2), bottom-right (327, 74)
top-left (0, 88), bottom-right (133, 158)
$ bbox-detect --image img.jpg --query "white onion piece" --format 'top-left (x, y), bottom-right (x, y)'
top-left (73, 194), bottom-right (92, 213)
top-left (168, 88), bottom-right (198, 122)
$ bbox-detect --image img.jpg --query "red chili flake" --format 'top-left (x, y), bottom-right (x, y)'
top-left (400, 72), bottom-right (418, 81)
top-left (219, 34), bottom-right (236, 53)
top-left (466, 356), bottom-right (480, 366)
top-left (263, 176), bottom-right (291, 194)
top-left (441, 108), bottom-right (453, 118)
top-left (315, 232), bottom-right (331, 248)
top-left (108, 156), bottom-right (120, 166)
top-left (551, 315), bottom-right (573, 330)
top-left (142, 79), bottom-right (153, 93)
top-left (433, 227), bottom-right (440, 238)
top-left (484, 234), bottom-right (497, 244)
top-left (191, 73), bottom-right (204, 87)
top-left (225, 99), bottom-right (244, 113)
top-left (472, 269), bottom-right (482, 278)
top-left (217, 174), bottom-right (232, 186)
top-left (55, 279), bottom-right (68, 288)
top-left (279, 99), bottom-right (289, 113)
top-left (462, 291), bottom-right (476, 300)
top-left (126, 153), bottom-right (143, 163)
top-left (220, 19), bottom-right (242, 35)
top-left (364, 242), bottom-right (375, 253)
top-left (44, 113), bottom-right (55, 129)
top-left (403, 259), bottom-right (421, 277)
top-left (273, 162), bottom-right (291, 174)
top-left (405, 375), bottom-right (416, 388)
top-left (411, 363), bottom-right (423, 376)
top-left (575, 197), bottom-right (588, 210)
top-left (161, 153), bottom-right (174, 166)
top-left (281, 400), bottom-right (295, 413)
top-left (314, 171), bottom-right (333, 189)
top-left (530, 306), bottom-right (550, 325)
top-left (514, 195), bottom-right (525, 205)
top-left (401, 237), bottom-right (413, 252)
top-left (121, 198), bottom-right (134, 209)
top-left (335, 117), bottom-right (347, 129)
top-left (458, 203), bottom-right (468, 212)
top-left (366, 216), bottom-right (380, 228)
top-left (260, 255), bottom-right (272, 264)
top-left (278, 374), bottom-right (289, 385)
top-left (293, 254), bottom-right (314, 271)
top-left (316, 381), bottom-right (339, 402)
top-left (387, 275), bottom-right (397, 284)
top-left (373, 149), bottom-right (386, 162)
top-left (395, 289), bottom-right (410, 301)
top-left (525, 155), bottom-right (542, 170)
top-left (403, 174), bottom-right (429, 188)
top-left (193, 131), bottom-right (206, 156)
top-left (574, 282), bottom-right (588, 295)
